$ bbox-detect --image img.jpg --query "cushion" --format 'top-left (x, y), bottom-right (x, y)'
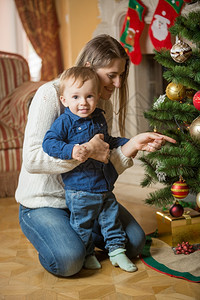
top-left (0, 80), bottom-right (46, 173)
top-left (0, 52), bottom-right (30, 101)
top-left (0, 81), bottom-right (45, 133)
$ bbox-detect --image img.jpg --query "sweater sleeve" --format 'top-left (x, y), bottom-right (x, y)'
top-left (109, 146), bottom-right (133, 175)
top-left (23, 80), bottom-right (80, 174)
top-left (98, 98), bottom-right (133, 174)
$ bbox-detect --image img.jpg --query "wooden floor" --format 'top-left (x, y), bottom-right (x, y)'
top-left (0, 182), bottom-right (200, 300)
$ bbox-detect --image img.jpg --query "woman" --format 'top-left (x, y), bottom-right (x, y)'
top-left (16, 34), bottom-right (176, 277)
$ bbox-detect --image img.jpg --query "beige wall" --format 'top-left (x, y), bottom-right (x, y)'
top-left (56, 0), bottom-right (100, 69)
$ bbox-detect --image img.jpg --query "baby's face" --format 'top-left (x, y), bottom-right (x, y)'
top-left (60, 77), bottom-right (100, 118)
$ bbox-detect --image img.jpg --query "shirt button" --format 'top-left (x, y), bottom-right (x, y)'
top-left (78, 127), bottom-right (81, 130)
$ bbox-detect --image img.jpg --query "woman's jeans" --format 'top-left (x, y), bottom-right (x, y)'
top-left (65, 190), bottom-right (127, 256)
top-left (19, 203), bottom-right (146, 277)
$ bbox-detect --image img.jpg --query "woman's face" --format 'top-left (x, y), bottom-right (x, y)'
top-left (95, 58), bottom-right (126, 100)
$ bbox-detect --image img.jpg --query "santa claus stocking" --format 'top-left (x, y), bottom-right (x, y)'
top-left (120, 0), bottom-right (146, 65)
top-left (149, 0), bottom-right (184, 50)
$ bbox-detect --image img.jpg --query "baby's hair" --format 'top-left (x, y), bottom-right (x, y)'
top-left (59, 66), bottom-right (100, 96)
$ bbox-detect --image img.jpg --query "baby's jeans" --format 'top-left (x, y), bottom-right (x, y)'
top-left (65, 190), bottom-right (127, 256)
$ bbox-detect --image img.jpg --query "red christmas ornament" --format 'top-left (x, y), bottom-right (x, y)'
top-left (169, 201), bottom-right (184, 217)
top-left (193, 91), bottom-right (200, 111)
top-left (171, 180), bottom-right (189, 199)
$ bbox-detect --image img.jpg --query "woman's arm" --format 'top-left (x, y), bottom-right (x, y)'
top-left (110, 132), bottom-right (176, 175)
top-left (121, 132), bottom-right (176, 158)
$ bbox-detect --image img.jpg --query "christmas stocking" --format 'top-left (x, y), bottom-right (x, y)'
top-left (149, 0), bottom-right (184, 50)
top-left (120, 0), bottom-right (146, 65)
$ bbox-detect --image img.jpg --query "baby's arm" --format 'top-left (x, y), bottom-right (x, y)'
top-left (42, 113), bottom-right (90, 163)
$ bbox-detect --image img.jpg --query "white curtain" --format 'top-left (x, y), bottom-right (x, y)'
top-left (0, 0), bottom-right (28, 57)
top-left (0, 0), bottom-right (41, 81)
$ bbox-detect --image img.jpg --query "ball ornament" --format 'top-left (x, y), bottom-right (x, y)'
top-left (171, 179), bottom-right (189, 199)
top-left (189, 116), bottom-right (200, 140)
top-left (193, 90), bottom-right (200, 111)
top-left (169, 201), bottom-right (184, 217)
top-left (170, 40), bottom-right (192, 63)
top-left (166, 82), bottom-right (186, 101)
top-left (196, 192), bottom-right (200, 208)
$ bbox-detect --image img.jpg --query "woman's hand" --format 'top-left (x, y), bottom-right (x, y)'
top-left (121, 132), bottom-right (176, 158)
top-left (84, 134), bottom-right (110, 163)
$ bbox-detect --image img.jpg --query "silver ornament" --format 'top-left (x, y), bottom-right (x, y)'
top-left (196, 192), bottom-right (200, 208)
top-left (170, 40), bottom-right (192, 63)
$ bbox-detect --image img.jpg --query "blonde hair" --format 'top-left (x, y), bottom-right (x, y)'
top-left (75, 34), bottom-right (130, 136)
top-left (59, 66), bottom-right (101, 96)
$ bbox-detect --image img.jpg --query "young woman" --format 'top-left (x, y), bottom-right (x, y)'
top-left (16, 34), bottom-right (176, 277)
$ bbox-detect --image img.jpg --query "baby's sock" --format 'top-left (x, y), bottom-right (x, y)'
top-left (83, 255), bottom-right (101, 270)
top-left (109, 248), bottom-right (137, 272)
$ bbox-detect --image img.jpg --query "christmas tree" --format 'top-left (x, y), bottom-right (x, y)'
top-left (140, 9), bottom-right (200, 210)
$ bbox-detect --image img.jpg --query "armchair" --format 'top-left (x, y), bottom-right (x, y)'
top-left (0, 51), bottom-right (45, 197)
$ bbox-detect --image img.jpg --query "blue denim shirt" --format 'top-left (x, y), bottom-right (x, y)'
top-left (43, 107), bottom-right (128, 192)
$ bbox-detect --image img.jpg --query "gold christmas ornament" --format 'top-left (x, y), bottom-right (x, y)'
top-left (166, 82), bottom-right (186, 101)
top-left (196, 192), bottom-right (200, 208)
top-left (189, 116), bottom-right (200, 140)
top-left (170, 40), bottom-right (192, 63)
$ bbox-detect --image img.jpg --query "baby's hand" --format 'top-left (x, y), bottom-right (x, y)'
top-left (72, 145), bottom-right (89, 162)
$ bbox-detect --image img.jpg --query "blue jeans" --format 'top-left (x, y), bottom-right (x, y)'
top-left (19, 203), bottom-right (146, 277)
top-left (65, 190), bottom-right (127, 255)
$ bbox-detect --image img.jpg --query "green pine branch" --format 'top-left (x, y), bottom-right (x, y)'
top-left (139, 9), bottom-right (200, 207)
top-left (154, 49), bottom-right (200, 90)
top-left (144, 186), bottom-right (174, 207)
top-left (154, 49), bottom-right (176, 68)
top-left (144, 97), bottom-right (199, 132)
top-left (169, 11), bottom-right (200, 45)
top-left (139, 131), bottom-right (200, 205)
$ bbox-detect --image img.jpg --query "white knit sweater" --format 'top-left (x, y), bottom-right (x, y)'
top-left (15, 80), bottom-right (133, 208)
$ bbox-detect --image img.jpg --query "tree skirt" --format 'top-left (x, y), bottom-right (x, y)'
top-left (140, 233), bottom-right (200, 283)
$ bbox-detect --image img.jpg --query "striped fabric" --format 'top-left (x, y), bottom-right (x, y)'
top-left (0, 148), bottom-right (22, 172)
top-left (0, 51), bottom-right (45, 173)
top-left (0, 121), bottom-right (24, 150)
top-left (0, 81), bottom-right (45, 133)
top-left (0, 51), bottom-right (30, 101)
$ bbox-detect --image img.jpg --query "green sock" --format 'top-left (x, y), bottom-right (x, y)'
top-left (109, 248), bottom-right (137, 272)
top-left (83, 255), bottom-right (101, 270)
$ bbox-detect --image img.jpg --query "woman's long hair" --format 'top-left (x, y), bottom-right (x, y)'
top-left (75, 34), bottom-right (130, 136)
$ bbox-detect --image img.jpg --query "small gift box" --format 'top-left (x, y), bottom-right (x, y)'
top-left (156, 208), bottom-right (200, 247)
